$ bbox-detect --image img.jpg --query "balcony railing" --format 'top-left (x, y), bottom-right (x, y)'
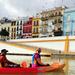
top-left (32, 32), bottom-right (39, 34)
top-left (41, 17), bottom-right (48, 21)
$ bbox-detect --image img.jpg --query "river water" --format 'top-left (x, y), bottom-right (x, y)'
top-left (1, 55), bottom-right (75, 75)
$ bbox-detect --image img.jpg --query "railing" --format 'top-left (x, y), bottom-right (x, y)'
top-left (1, 35), bottom-right (75, 59)
top-left (7, 36), bottom-right (75, 54)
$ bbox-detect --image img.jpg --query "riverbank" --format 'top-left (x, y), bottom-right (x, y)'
top-left (7, 36), bottom-right (75, 53)
top-left (52, 53), bottom-right (75, 59)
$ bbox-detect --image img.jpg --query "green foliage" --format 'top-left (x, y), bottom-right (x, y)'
top-left (0, 29), bottom-right (9, 36)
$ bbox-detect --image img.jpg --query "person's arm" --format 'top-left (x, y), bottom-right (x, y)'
top-left (6, 59), bottom-right (16, 64)
top-left (37, 57), bottom-right (50, 66)
top-left (35, 54), bottom-right (50, 66)
top-left (35, 54), bottom-right (45, 65)
top-left (5, 57), bottom-right (18, 65)
top-left (36, 58), bottom-right (44, 65)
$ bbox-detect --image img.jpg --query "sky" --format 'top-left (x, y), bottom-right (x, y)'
top-left (0, 0), bottom-right (75, 18)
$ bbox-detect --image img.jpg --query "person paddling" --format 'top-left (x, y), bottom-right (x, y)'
top-left (32, 48), bottom-right (49, 67)
top-left (0, 49), bottom-right (20, 68)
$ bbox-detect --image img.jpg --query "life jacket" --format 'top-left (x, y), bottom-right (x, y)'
top-left (0, 54), bottom-right (7, 67)
top-left (0, 54), bottom-right (20, 68)
top-left (32, 53), bottom-right (41, 65)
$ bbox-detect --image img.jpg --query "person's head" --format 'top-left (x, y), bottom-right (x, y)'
top-left (36, 48), bottom-right (41, 53)
top-left (1, 49), bottom-right (8, 55)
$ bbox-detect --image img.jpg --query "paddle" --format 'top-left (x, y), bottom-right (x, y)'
top-left (5, 53), bottom-right (51, 57)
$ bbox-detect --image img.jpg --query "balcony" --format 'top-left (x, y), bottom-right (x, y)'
top-left (58, 19), bottom-right (62, 23)
top-left (58, 14), bottom-right (63, 16)
top-left (58, 21), bottom-right (62, 23)
top-left (49, 13), bottom-right (63, 18)
top-left (52, 21), bottom-right (57, 24)
top-left (41, 17), bottom-right (48, 21)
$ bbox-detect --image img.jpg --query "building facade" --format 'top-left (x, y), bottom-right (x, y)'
top-left (11, 20), bottom-right (16, 39)
top-left (0, 18), bottom-right (11, 40)
top-left (32, 17), bottom-right (41, 38)
top-left (40, 11), bottom-right (49, 37)
top-left (63, 8), bottom-right (75, 36)
top-left (16, 17), bottom-right (28, 39)
top-left (51, 7), bottom-right (64, 30)
top-left (23, 17), bottom-right (33, 38)
top-left (41, 7), bottom-right (65, 37)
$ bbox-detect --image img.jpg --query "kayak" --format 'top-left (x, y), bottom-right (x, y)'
top-left (0, 63), bottom-right (65, 73)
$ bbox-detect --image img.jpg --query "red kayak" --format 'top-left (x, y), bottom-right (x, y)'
top-left (0, 63), bottom-right (65, 73)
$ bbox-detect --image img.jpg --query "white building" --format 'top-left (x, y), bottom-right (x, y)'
top-left (0, 20), bottom-right (11, 40)
top-left (16, 17), bottom-right (29, 39)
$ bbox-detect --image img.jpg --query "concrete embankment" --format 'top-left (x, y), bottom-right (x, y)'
top-left (0, 41), bottom-right (52, 55)
top-left (7, 36), bottom-right (75, 53)
top-left (51, 53), bottom-right (75, 60)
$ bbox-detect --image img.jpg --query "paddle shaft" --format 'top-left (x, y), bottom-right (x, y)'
top-left (0, 53), bottom-right (51, 57)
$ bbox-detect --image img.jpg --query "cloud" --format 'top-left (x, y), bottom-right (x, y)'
top-left (0, 0), bottom-right (56, 17)
top-left (0, 0), bottom-right (25, 17)
top-left (0, 0), bottom-right (75, 18)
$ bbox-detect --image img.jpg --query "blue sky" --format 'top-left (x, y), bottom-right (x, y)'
top-left (0, 0), bottom-right (75, 18)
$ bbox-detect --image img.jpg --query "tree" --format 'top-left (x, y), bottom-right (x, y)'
top-left (0, 29), bottom-right (9, 36)
top-left (0, 29), bottom-right (9, 41)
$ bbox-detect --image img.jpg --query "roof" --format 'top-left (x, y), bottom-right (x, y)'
top-left (65, 8), bottom-right (75, 13)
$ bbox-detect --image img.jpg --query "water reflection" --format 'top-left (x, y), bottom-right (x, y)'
top-left (64, 59), bottom-right (69, 75)
top-left (51, 56), bottom-right (75, 75)
top-left (38, 71), bottom-right (65, 75)
top-left (3, 71), bottom-right (64, 75)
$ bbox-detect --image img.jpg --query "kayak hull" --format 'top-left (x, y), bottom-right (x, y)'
top-left (0, 63), bottom-right (65, 73)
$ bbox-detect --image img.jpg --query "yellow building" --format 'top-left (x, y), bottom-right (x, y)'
top-left (32, 18), bottom-right (41, 38)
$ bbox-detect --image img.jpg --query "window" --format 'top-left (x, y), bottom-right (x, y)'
top-left (20, 21), bottom-right (22, 25)
top-left (34, 21), bottom-right (36, 26)
top-left (54, 19), bottom-right (57, 24)
top-left (55, 12), bottom-right (58, 16)
top-left (11, 22), bottom-right (13, 26)
top-left (58, 18), bottom-right (62, 23)
top-left (36, 28), bottom-right (38, 33)
top-left (17, 32), bottom-right (18, 36)
top-left (14, 28), bottom-right (16, 32)
top-left (20, 32), bottom-right (21, 35)
top-left (11, 33), bottom-right (13, 38)
top-left (37, 20), bottom-right (39, 25)
top-left (59, 11), bottom-right (62, 16)
top-left (17, 27), bottom-right (19, 31)
top-left (33, 28), bottom-right (35, 33)
top-left (8, 27), bottom-right (9, 31)
top-left (14, 21), bottom-right (16, 25)
top-left (12, 28), bottom-right (13, 32)
top-left (14, 33), bottom-right (16, 38)
top-left (17, 21), bottom-right (19, 25)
